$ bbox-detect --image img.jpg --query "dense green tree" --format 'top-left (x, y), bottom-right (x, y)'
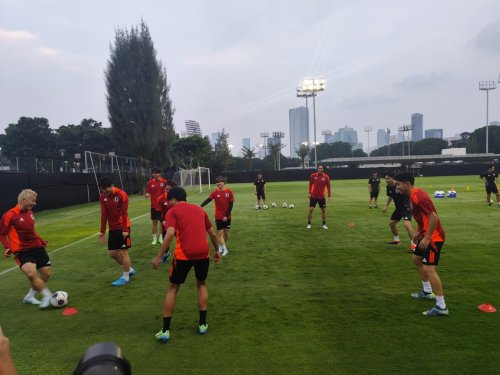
top-left (105, 20), bottom-right (174, 166)
top-left (352, 149), bottom-right (368, 157)
top-left (467, 126), bottom-right (500, 154)
top-left (314, 142), bottom-right (352, 160)
top-left (56, 118), bottom-right (114, 157)
top-left (2, 117), bottom-right (57, 158)
top-left (213, 129), bottom-right (233, 172)
top-left (450, 132), bottom-right (470, 148)
top-left (172, 135), bottom-right (212, 168)
top-left (411, 138), bottom-right (449, 155)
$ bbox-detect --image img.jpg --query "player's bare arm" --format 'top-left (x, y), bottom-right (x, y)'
top-left (208, 227), bottom-right (221, 263)
top-left (153, 227), bottom-right (175, 269)
top-left (383, 197), bottom-right (393, 213)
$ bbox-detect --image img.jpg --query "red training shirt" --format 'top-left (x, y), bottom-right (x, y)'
top-left (156, 191), bottom-right (172, 232)
top-left (100, 187), bottom-right (130, 233)
top-left (146, 177), bottom-right (167, 210)
top-left (309, 172), bottom-right (331, 199)
top-left (208, 188), bottom-right (235, 220)
top-left (410, 188), bottom-right (445, 242)
top-left (0, 205), bottom-right (46, 253)
top-left (166, 202), bottom-right (213, 260)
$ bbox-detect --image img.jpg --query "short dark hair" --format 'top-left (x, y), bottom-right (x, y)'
top-left (394, 171), bottom-right (414, 185)
top-left (99, 176), bottom-right (113, 189)
top-left (165, 179), bottom-right (177, 187)
top-left (317, 164), bottom-right (325, 169)
top-left (488, 164), bottom-right (495, 170)
top-left (384, 171), bottom-right (394, 178)
top-left (152, 167), bottom-right (162, 174)
top-left (215, 175), bottom-right (227, 183)
top-left (167, 186), bottom-right (187, 202)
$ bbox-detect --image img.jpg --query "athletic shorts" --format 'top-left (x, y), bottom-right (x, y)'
top-left (414, 240), bottom-right (443, 266)
top-left (370, 191), bottom-right (379, 198)
top-left (216, 219), bottom-right (231, 231)
top-left (151, 208), bottom-right (162, 221)
top-left (390, 208), bottom-right (412, 222)
top-left (256, 191), bottom-right (266, 200)
top-left (15, 247), bottom-right (51, 269)
top-left (310, 198), bottom-right (326, 208)
top-left (486, 184), bottom-right (499, 194)
top-left (169, 258), bottom-right (209, 284)
top-left (108, 228), bottom-right (131, 250)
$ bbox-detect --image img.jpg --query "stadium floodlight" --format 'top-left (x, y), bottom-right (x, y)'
top-left (299, 78), bottom-right (326, 168)
top-left (260, 132), bottom-right (269, 158)
top-left (398, 124), bottom-right (413, 157)
top-left (479, 81), bottom-right (497, 154)
top-left (385, 128), bottom-right (391, 156)
top-left (272, 131), bottom-right (285, 171)
top-left (364, 126), bottom-right (373, 156)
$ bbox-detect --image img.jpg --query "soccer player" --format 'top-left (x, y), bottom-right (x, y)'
top-left (479, 165), bottom-right (500, 207)
top-left (254, 173), bottom-right (267, 208)
top-left (394, 172), bottom-right (448, 316)
top-left (145, 167), bottom-right (168, 244)
top-left (152, 186), bottom-right (221, 343)
top-left (368, 171), bottom-right (381, 208)
top-left (156, 179), bottom-right (176, 261)
top-left (0, 189), bottom-right (53, 309)
top-left (307, 164), bottom-right (331, 230)
top-left (201, 176), bottom-right (234, 256)
top-left (98, 177), bottom-right (136, 286)
top-left (383, 172), bottom-right (416, 252)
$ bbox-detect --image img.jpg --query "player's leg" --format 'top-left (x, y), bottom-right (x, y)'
top-left (262, 192), bottom-right (267, 206)
top-left (368, 194), bottom-right (372, 208)
top-left (496, 192), bottom-right (500, 205)
top-left (402, 219), bottom-right (416, 251)
top-left (373, 193), bottom-right (378, 208)
top-left (220, 226), bottom-right (230, 256)
top-left (422, 265), bottom-right (447, 316)
top-left (388, 220), bottom-right (400, 243)
top-left (320, 205), bottom-right (328, 229)
top-left (307, 199), bottom-right (316, 228)
top-left (194, 259), bottom-right (210, 334)
top-left (410, 254), bottom-right (435, 299)
top-left (151, 220), bottom-right (159, 244)
top-left (20, 261), bottom-right (52, 308)
top-left (486, 187), bottom-right (492, 205)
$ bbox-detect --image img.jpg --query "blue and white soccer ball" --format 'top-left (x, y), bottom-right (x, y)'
top-left (433, 191), bottom-right (445, 198)
top-left (447, 190), bottom-right (457, 198)
top-left (282, 202), bottom-right (288, 208)
top-left (50, 291), bottom-right (69, 308)
top-left (271, 202), bottom-right (276, 208)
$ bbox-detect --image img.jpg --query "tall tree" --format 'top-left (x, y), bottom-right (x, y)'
top-left (268, 142), bottom-right (285, 171)
top-left (2, 117), bottom-right (57, 158)
top-left (241, 146), bottom-right (257, 171)
top-left (172, 135), bottom-right (212, 168)
top-left (467, 126), bottom-right (500, 154)
top-left (105, 20), bottom-right (174, 166)
top-left (213, 129), bottom-right (233, 172)
top-left (56, 118), bottom-right (114, 156)
top-left (296, 144), bottom-right (309, 168)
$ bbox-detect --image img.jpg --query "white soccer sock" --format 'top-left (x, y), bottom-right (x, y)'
top-left (41, 288), bottom-right (52, 298)
top-left (218, 245), bottom-right (223, 252)
top-left (26, 288), bottom-right (37, 298)
top-left (222, 245), bottom-right (228, 251)
top-left (123, 271), bottom-right (130, 280)
top-left (394, 235), bottom-right (400, 241)
top-left (436, 295), bottom-right (446, 309)
top-left (152, 234), bottom-right (157, 240)
top-left (422, 281), bottom-right (432, 293)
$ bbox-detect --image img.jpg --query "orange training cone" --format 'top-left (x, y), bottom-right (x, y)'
top-left (62, 307), bottom-right (79, 316)
top-left (478, 303), bottom-right (497, 313)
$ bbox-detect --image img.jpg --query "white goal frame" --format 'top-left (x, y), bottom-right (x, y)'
top-left (173, 166), bottom-right (211, 193)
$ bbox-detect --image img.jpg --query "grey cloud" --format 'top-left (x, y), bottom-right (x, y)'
top-left (394, 72), bottom-right (451, 90)
top-left (470, 21), bottom-right (500, 56)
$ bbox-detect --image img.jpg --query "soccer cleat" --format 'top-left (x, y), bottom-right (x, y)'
top-left (152, 239), bottom-right (158, 245)
top-left (322, 224), bottom-right (328, 230)
top-left (111, 276), bottom-right (130, 286)
top-left (221, 248), bottom-right (228, 257)
top-left (39, 296), bottom-right (51, 309)
top-left (374, 205), bottom-right (378, 208)
top-left (129, 268), bottom-right (136, 277)
top-left (423, 305), bottom-right (449, 316)
top-left (198, 324), bottom-right (208, 335)
top-left (387, 240), bottom-right (401, 245)
top-left (155, 329), bottom-right (170, 343)
top-left (411, 291), bottom-right (436, 300)
top-left (369, 205), bottom-right (372, 209)
top-left (23, 296), bottom-right (41, 305)
top-left (306, 224), bottom-right (312, 229)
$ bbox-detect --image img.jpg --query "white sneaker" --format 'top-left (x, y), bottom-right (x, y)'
top-left (39, 296), bottom-right (51, 309)
top-left (221, 248), bottom-right (228, 256)
top-left (23, 296), bottom-right (41, 305)
top-left (306, 224), bottom-right (311, 229)
top-left (322, 224), bottom-right (328, 230)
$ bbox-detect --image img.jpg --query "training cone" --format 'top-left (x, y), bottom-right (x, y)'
top-left (347, 221), bottom-right (356, 228)
top-left (62, 307), bottom-right (78, 316)
top-left (478, 303), bottom-right (497, 313)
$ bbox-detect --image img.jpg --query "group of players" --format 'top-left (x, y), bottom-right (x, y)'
top-left (1, 164), bottom-right (498, 344)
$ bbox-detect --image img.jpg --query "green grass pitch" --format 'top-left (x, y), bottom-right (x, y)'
top-left (0, 175), bottom-right (499, 374)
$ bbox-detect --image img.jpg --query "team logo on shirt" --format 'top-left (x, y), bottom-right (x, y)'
top-left (19, 218), bottom-right (24, 222)
top-left (322, 177), bottom-right (325, 181)
top-left (151, 185), bottom-right (155, 188)
top-left (225, 193), bottom-right (230, 198)
top-left (103, 198), bottom-right (108, 202)
top-left (114, 196), bottom-right (119, 203)
top-left (160, 183), bottom-right (164, 187)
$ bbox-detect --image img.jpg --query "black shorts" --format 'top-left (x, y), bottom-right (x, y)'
top-left (390, 208), bottom-right (412, 222)
top-left (310, 198), bottom-right (326, 208)
top-left (414, 240), bottom-right (444, 266)
top-left (169, 258), bottom-right (209, 284)
top-left (151, 208), bottom-right (162, 221)
top-left (15, 248), bottom-right (51, 269)
top-left (215, 219), bottom-right (231, 231)
top-left (108, 228), bottom-right (131, 250)
top-left (257, 191), bottom-right (266, 200)
top-left (486, 184), bottom-right (499, 194)
top-left (370, 191), bottom-right (379, 198)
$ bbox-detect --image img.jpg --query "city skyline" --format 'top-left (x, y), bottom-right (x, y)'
top-left (1, 1), bottom-right (500, 158)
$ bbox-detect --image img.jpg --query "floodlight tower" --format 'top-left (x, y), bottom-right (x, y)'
top-left (260, 132), bottom-right (269, 159)
top-left (364, 126), bottom-right (373, 155)
top-left (385, 128), bottom-right (391, 156)
top-left (479, 81), bottom-right (497, 154)
top-left (321, 130), bottom-right (332, 143)
top-left (398, 124), bottom-right (413, 157)
top-left (272, 131), bottom-right (285, 171)
top-left (299, 78), bottom-right (326, 168)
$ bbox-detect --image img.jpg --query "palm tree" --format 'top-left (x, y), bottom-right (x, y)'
top-left (296, 144), bottom-right (309, 169)
top-left (241, 146), bottom-right (257, 171)
top-left (268, 143), bottom-right (286, 171)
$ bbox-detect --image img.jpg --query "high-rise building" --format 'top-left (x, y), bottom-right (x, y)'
top-left (242, 138), bottom-right (251, 150)
top-left (185, 120), bottom-right (202, 136)
top-left (377, 129), bottom-right (389, 147)
top-left (289, 107), bottom-right (309, 158)
top-left (210, 132), bottom-right (220, 149)
top-left (425, 129), bottom-right (443, 139)
top-left (334, 126), bottom-right (358, 146)
top-left (411, 113), bottom-right (423, 142)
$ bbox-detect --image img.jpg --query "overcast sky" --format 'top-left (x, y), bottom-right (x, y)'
top-left (1, 0), bottom-right (500, 156)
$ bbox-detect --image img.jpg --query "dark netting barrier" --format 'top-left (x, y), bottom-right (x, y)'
top-left (0, 172), bottom-right (142, 214)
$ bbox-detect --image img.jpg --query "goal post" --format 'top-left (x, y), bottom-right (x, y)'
top-left (173, 166), bottom-right (211, 193)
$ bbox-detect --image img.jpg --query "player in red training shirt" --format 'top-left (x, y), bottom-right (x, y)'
top-left (156, 179), bottom-right (176, 261)
top-left (394, 172), bottom-right (448, 316)
top-left (307, 164), bottom-right (331, 230)
top-left (200, 176), bottom-right (234, 256)
top-left (145, 167), bottom-right (167, 245)
top-left (152, 186), bottom-right (221, 343)
top-left (98, 177), bottom-right (136, 287)
top-left (0, 189), bottom-right (53, 309)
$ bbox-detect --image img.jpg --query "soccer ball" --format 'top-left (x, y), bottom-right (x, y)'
top-left (254, 204), bottom-right (260, 210)
top-left (271, 203), bottom-right (276, 208)
top-left (262, 205), bottom-right (268, 210)
top-left (50, 291), bottom-right (69, 308)
top-left (282, 203), bottom-right (288, 208)
top-left (289, 203), bottom-right (295, 209)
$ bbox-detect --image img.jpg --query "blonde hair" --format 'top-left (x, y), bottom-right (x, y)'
top-left (18, 189), bottom-right (37, 204)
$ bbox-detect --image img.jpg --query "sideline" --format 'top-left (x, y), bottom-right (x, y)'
top-left (0, 212), bottom-right (149, 278)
